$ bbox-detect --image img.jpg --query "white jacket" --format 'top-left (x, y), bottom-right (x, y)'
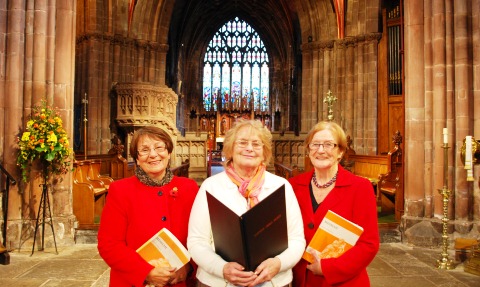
top-left (187, 171), bottom-right (306, 287)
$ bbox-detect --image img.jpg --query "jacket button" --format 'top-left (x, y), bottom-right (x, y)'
top-left (157, 191), bottom-right (163, 196)
top-left (308, 222), bottom-right (314, 229)
top-left (161, 216), bottom-right (167, 221)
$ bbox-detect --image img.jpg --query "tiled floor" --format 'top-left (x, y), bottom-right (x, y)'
top-left (0, 242), bottom-right (479, 286)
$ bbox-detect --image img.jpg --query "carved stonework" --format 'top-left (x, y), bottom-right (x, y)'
top-left (301, 40), bottom-right (334, 52)
top-left (114, 82), bottom-right (179, 135)
top-left (76, 33), bottom-right (169, 52)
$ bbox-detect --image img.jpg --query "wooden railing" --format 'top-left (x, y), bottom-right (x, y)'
top-left (171, 159), bottom-right (190, 177)
top-left (274, 162), bottom-right (301, 180)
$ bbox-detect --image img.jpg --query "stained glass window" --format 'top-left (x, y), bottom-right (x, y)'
top-left (203, 17), bottom-right (269, 112)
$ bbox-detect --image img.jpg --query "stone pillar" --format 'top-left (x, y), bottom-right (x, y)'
top-left (352, 40), bottom-right (365, 153)
top-left (52, 1), bottom-right (76, 237)
top-left (321, 43), bottom-right (333, 123)
top-left (1, 1), bottom-right (77, 249)
top-left (423, 0), bottom-right (434, 218)
top-left (300, 43), bottom-right (312, 133)
top-left (453, 0), bottom-right (474, 221)
top-left (475, 1), bottom-right (480, 139)
top-left (2, 0), bottom-right (27, 250)
top-left (344, 42), bottom-right (355, 136)
top-left (403, 0), bottom-right (480, 246)
top-left (404, 0), bottom-right (427, 220)
top-left (310, 47), bottom-right (319, 128)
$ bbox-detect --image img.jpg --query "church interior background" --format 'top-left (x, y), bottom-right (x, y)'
top-left (0, 0), bottom-right (479, 260)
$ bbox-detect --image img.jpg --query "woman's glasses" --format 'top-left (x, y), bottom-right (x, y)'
top-left (137, 145), bottom-right (166, 156)
top-left (235, 140), bottom-right (264, 150)
top-left (309, 142), bottom-right (338, 151)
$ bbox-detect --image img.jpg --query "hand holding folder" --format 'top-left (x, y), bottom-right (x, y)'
top-left (207, 184), bottom-right (288, 271)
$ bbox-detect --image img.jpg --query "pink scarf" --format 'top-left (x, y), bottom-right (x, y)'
top-left (226, 164), bottom-right (266, 208)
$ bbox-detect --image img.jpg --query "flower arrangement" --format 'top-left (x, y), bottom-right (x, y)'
top-left (17, 100), bottom-right (73, 182)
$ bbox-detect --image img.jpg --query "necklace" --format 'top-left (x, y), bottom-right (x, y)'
top-left (312, 170), bottom-right (338, 189)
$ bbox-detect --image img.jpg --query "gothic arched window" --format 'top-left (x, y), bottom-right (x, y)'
top-left (203, 17), bottom-right (269, 113)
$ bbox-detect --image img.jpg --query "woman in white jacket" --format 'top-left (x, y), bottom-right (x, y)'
top-left (188, 119), bottom-right (305, 287)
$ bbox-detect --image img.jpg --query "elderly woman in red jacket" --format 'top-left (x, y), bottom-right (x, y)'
top-left (98, 126), bottom-right (199, 287)
top-left (289, 121), bottom-right (379, 287)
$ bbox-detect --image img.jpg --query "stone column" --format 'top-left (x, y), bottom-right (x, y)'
top-left (321, 43), bottom-right (333, 124)
top-left (3, 0), bottom-right (27, 248)
top-left (300, 43), bottom-right (312, 133)
top-left (453, 0), bottom-right (474, 221)
top-left (404, 0), bottom-right (426, 219)
top-left (344, 42), bottom-right (355, 136)
top-left (1, 0), bottom-right (77, 249)
top-left (53, 0), bottom-right (76, 233)
top-left (475, 1), bottom-right (480, 138)
top-left (352, 40), bottom-right (365, 153)
top-left (431, 0), bottom-right (449, 218)
top-left (311, 46), bottom-right (319, 128)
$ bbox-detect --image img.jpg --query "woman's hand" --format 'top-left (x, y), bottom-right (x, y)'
top-left (145, 266), bottom-right (176, 286)
top-left (306, 254), bottom-right (323, 276)
top-left (248, 257), bottom-right (281, 287)
top-left (167, 263), bottom-right (191, 285)
top-left (223, 262), bottom-right (257, 286)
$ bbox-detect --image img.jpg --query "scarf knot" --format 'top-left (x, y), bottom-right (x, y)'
top-left (226, 164), bottom-right (266, 208)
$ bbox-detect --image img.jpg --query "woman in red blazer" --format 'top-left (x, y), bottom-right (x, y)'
top-left (289, 121), bottom-right (379, 287)
top-left (98, 126), bottom-right (199, 287)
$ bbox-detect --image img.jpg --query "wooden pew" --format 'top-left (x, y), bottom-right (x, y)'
top-left (74, 135), bottom-right (132, 180)
top-left (88, 159), bottom-right (114, 189)
top-left (348, 154), bottom-right (389, 186)
top-left (171, 159), bottom-right (190, 177)
top-left (274, 162), bottom-right (301, 180)
top-left (377, 131), bottom-right (403, 220)
top-left (305, 137), bottom-right (388, 187)
top-left (72, 161), bottom-right (108, 229)
top-left (75, 153), bottom-right (131, 181)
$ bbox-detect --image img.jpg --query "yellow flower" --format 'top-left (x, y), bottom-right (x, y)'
top-left (21, 132), bottom-right (31, 141)
top-left (47, 131), bottom-right (57, 143)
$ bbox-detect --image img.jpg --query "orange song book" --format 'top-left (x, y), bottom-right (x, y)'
top-left (136, 228), bottom-right (190, 269)
top-left (303, 210), bottom-right (364, 263)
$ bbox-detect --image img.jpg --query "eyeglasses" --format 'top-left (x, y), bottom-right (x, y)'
top-left (137, 145), bottom-right (167, 156)
top-left (235, 140), bottom-right (264, 150)
top-left (309, 142), bottom-right (338, 151)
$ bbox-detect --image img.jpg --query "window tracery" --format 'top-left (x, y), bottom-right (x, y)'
top-left (202, 17), bottom-right (270, 113)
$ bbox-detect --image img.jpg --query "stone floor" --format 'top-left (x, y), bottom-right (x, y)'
top-left (0, 241), bottom-right (479, 287)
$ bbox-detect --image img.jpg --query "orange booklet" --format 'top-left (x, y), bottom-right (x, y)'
top-left (136, 228), bottom-right (190, 269)
top-left (303, 210), bottom-right (364, 263)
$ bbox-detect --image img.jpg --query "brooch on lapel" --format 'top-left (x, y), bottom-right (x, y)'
top-left (169, 187), bottom-right (179, 198)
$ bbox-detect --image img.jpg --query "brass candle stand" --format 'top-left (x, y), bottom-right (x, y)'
top-left (436, 142), bottom-right (456, 269)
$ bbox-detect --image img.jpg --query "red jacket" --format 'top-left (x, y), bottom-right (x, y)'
top-left (97, 175), bottom-right (199, 287)
top-left (289, 165), bottom-right (379, 287)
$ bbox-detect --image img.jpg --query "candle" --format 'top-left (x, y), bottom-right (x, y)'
top-left (443, 128), bottom-right (448, 144)
top-left (465, 136), bottom-right (472, 169)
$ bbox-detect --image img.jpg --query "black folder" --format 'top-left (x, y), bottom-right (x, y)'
top-left (206, 184), bottom-right (287, 271)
